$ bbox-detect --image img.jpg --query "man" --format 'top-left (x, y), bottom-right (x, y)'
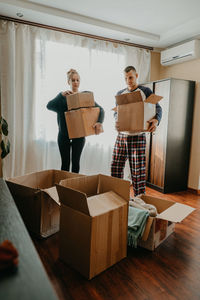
top-left (111, 66), bottom-right (162, 196)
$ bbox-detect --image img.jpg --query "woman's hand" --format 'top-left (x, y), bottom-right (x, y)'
top-left (62, 90), bottom-right (73, 96)
top-left (93, 122), bottom-right (103, 135)
top-left (147, 118), bottom-right (158, 132)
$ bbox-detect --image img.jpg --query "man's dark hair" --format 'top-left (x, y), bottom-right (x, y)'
top-left (124, 66), bottom-right (136, 73)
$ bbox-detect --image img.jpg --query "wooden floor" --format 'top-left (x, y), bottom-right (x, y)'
top-left (32, 187), bottom-right (200, 300)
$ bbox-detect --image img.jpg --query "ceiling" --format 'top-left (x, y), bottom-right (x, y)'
top-left (1, 0), bottom-right (200, 49)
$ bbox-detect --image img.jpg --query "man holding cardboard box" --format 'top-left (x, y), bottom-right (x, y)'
top-left (111, 66), bottom-right (162, 196)
top-left (47, 69), bottom-right (104, 173)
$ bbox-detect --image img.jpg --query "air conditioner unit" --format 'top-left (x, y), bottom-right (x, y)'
top-left (161, 40), bottom-right (200, 66)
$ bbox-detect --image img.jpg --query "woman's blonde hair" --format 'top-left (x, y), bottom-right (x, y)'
top-left (67, 69), bottom-right (80, 84)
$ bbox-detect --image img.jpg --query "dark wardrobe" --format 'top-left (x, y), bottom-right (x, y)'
top-left (144, 78), bottom-right (195, 193)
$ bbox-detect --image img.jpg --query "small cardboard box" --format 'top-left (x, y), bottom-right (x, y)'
top-left (137, 195), bottom-right (195, 250)
top-left (6, 169), bottom-right (84, 238)
top-left (65, 107), bottom-right (100, 139)
top-left (115, 91), bottom-right (162, 133)
top-left (67, 92), bottom-right (95, 110)
top-left (56, 174), bottom-right (130, 279)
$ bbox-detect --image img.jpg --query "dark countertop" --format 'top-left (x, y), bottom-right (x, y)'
top-left (0, 179), bottom-right (58, 300)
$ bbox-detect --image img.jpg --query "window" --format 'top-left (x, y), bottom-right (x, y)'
top-left (35, 39), bottom-right (126, 147)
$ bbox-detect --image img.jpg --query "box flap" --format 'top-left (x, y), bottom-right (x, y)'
top-left (56, 184), bottom-right (90, 215)
top-left (87, 191), bottom-right (126, 217)
top-left (141, 216), bottom-right (154, 241)
top-left (144, 94), bottom-right (163, 104)
top-left (157, 203), bottom-right (195, 222)
top-left (67, 92), bottom-right (95, 110)
top-left (58, 175), bottom-right (129, 216)
top-left (141, 195), bottom-right (174, 213)
top-left (42, 186), bottom-right (60, 205)
top-left (7, 169), bottom-right (55, 189)
top-left (7, 169), bottom-right (82, 190)
top-left (53, 169), bottom-right (84, 184)
top-left (6, 180), bottom-right (38, 197)
top-left (60, 175), bottom-right (99, 197)
top-left (98, 174), bottom-right (130, 202)
top-left (115, 91), bottom-right (143, 105)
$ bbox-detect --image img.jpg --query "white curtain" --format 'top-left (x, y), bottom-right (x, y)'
top-left (0, 20), bottom-right (150, 178)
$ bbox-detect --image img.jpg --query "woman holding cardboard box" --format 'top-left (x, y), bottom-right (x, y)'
top-left (47, 69), bottom-right (104, 173)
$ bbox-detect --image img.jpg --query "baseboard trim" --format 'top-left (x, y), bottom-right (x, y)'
top-left (187, 188), bottom-right (200, 195)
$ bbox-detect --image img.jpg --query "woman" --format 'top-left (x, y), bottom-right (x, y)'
top-left (47, 69), bottom-right (104, 173)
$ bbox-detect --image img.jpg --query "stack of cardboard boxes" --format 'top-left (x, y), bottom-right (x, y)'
top-left (65, 92), bottom-right (100, 138)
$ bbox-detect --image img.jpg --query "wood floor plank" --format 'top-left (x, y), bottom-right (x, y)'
top-left (32, 187), bottom-right (200, 300)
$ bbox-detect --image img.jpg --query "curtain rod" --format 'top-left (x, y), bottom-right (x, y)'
top-left (0, 15), bottom-right (153, 50)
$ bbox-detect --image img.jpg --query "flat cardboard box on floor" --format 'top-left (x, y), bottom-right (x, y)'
top-left (56, 174), bottom-right (130, 279)
top-left (115, 91), bottom-right (163, 133)
top-left (67, 92), bottom-right (95, 110)
top-left (6, 169), bottom-right (84, 238)
top-left (65, 107), bottom-right (100, 139)
top-left (138, 195), bottom-right (195, 250)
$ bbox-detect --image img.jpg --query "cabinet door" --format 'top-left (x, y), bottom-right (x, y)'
top-left (149, 80), bottom-right (170, 188)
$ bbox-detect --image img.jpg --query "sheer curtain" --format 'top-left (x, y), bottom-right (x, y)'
top-left (0, 20), bottom-right (150, 178)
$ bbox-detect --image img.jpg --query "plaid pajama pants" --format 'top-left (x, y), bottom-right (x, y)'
top-left (111, 133), bottom-right (146, 196)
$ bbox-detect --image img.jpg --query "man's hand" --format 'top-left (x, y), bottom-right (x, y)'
top-left (147, 118), bottom-right (158, 132)
top-left (62, 90), bottom-right (73, 96)
top-left (93, 122), bottom-right (103, 135)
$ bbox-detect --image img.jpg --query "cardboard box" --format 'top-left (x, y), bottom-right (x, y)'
top-left (137, 195), bottom-right (195, 250)
top-left (56, 174), bottom-right (130, 279)
top-left (6, 169), bottom-right (84, 238)
top-left (67, 92), bottom-right (95, 110)
top-left (115, 90), bottom-right (143, 105)
top-left (115, 91), bottom-right (163, 133)
top-left (65, 107), bottom-right (100, 139)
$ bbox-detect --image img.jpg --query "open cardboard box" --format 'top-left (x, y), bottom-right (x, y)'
top-left (65, 107), bottom-right (100, 139)
top-left (137, 195), bottom-right (195, 250)
top-left (67, 92), bottom-right (95, 110)
top-left (6, 169), bottom-right (84, 238)
top-left (56, 174), bottom-right (130, 279)
top-left (115, 91), bottom-right (163, 133)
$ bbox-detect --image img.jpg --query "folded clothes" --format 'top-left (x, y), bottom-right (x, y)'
top-left (129, 195), bottom-right (158, 217)
top-left (0, 240), bottom-right (18, 272)
top-left (128, 206), bottom-right (149, 248)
